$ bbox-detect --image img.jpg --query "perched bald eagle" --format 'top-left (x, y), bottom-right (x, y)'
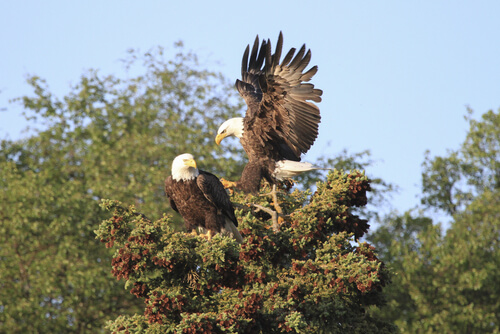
top-left (164, 153), bottom-right (243, 243)
top-left (216, 32), bottom-right (322, 193)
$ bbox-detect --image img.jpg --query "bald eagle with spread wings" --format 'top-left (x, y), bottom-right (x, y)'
top-left (215, 32), bottom-right (323, 193)
top-left (164, 153), bottom-right (243, 243)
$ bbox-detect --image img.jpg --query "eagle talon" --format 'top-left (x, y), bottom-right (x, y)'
top-left (200, 230), bottom-right (213, 241)
top-left (220, 178), bottom-right (237, 190)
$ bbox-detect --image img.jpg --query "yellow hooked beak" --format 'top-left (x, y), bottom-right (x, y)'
top-left (215, 133), bottom-right (228, 145)
top-left (184, 158), bottom-right (197, 169)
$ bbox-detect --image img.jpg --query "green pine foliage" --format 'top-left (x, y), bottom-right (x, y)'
top-left (96, 171), bottom-right (395, 333)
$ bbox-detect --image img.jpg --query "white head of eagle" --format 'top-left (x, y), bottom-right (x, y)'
top-left (172, 153), bottom-right (200, 181)
top-left (215, 117), bottom-right (244, 145)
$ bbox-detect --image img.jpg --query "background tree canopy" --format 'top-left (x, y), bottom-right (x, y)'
top-left (367, 108), bottom-right (500, 333)
top-left (1, 42), bottom-right (498, 333)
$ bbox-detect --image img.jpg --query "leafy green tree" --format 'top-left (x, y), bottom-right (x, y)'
top-left (368, 108), bottom-right (500, 333)
top-left (298, 149), bottom-right (396, 221)
top-left (0, 161), bottom-right (139, 332)
top-left (399, 190), bottom-right (500, 333)
top-left (421, 108), bottom-right (500, 215)
top-left (0, 45), bottom-right (243, 333)
top-left (96, 171), bottom-right (395, 333)
top-left (366, 212), bottom-right (435, 327)
top-left (371, 191), bottom-right (500, 333)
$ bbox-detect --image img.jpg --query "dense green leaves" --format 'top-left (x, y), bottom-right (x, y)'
top-left (371, 192), bottom-right (500, 333)
top-left (0, 161), bottom-right (137, 332)
top-left (369, 108), bottom-right (500, 333)
top-left (421, 108), bottom-right (500, 215)
top-left (297, 149), bottom-right (396, 221)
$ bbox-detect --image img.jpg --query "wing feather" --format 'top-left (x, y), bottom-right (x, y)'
top-left (281, 47), bottom-right (296, 67)
top-left (265, 39), bottom-right (273, 76)
top-left (295, 49), bottom-right (311, 73)
top-left (248, 36), bottom-right (260, 72)
top-left (196, 171), bottom-right (238, 226)
top-left (241, 45), bottom-right (249, 78)
top-left (255, 40), bottom-right (267, 72)
top-left (164, 176), bottom-right (179, 213)
top-left (271, 32), bottom-right (283, 69)
top-left (288, 44), bottom-right (306, 69)
top-left (238, 32), bottom-right (322, 161)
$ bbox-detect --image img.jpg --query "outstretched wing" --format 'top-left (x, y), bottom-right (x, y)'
top-left (236, 31), bottom-right (322, 161)
top-left (196, 171), bottom-right (238, 226)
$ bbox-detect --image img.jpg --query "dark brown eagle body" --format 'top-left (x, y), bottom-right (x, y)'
top-left (236, 158), bottom-right (275, 194)
top-left (232, 32), bottom-right (323, 193)
top-left (165, 169), bottom-right (241, 242)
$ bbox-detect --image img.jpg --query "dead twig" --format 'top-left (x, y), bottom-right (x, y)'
top-left (250, 203), bottom-right (280, 232)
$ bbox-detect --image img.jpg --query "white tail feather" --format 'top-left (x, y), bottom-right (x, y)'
top-left (273, 160), bottom-right (333, 179)
top-left (223, 218), bottom-right (243, 243)
top-left (273, 160), bottom-right (318, 179)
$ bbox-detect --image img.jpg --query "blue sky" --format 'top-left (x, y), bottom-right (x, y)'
top-left (1, 1), bottom-right (499, 218)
